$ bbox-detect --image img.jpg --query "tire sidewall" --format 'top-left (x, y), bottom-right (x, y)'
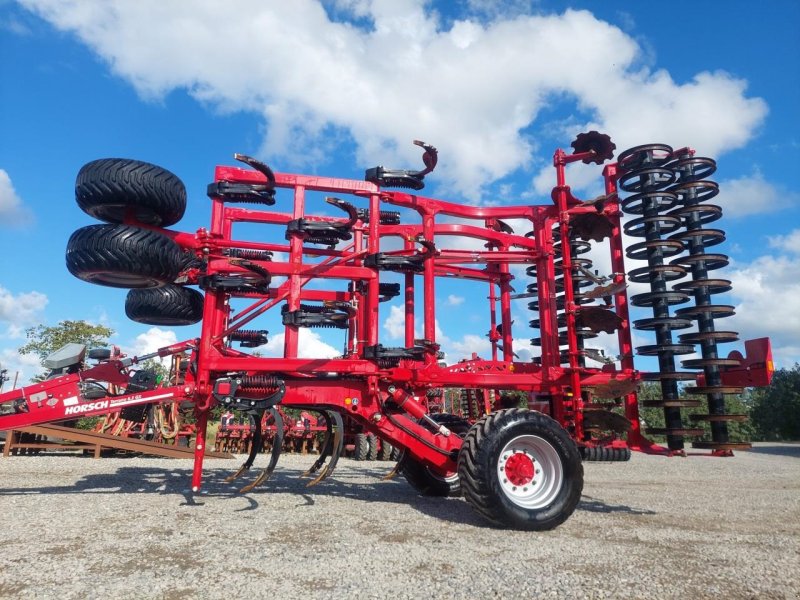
top-left (482, 412), bottom-right (583, 529)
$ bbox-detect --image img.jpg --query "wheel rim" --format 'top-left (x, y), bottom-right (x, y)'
top-left (496, 434), bottom-right (563, 509)
top-left (85, 271), bottom-right (163, 288)
top-left (426, 466), bottom-right (458, 484)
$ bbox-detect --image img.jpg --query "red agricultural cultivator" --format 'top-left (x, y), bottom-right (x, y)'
top-left (0, 133), bottom-right (773, 530)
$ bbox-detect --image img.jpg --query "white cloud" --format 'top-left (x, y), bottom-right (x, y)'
top-left (0, 348), bottom-right (42, 388)
top-left (0, 286), bottom-right (48, 338)
top-left (717, 169), bottom-right (796, 218)
top-left (130, 327), bottom-right (178, 366)
top-left (0, 169), bottom-right (33, 226)
top-left (768, 229), bottom-right (800, 254)
top-left (448, 333), bottom-right (491, 359)
top-left (17, 2), bottom-right (766, 199)
top-left (383, 304), bottom-right (407, 340)
top-left (446, 294), bottom-right (465, 306)
top-left (262, 328), bottom-right (340, 358)
top-left (728, 252), bottom-right (800, 368)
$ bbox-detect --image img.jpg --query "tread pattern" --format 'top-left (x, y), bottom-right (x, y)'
top-left (76, 158), bottom-right (186, 226)
top-left (580, 446), bottom-right (632, 462)
top-left (66, 224), bottom-right (183, 288)
top-left (354, 433), bottom-right (369, 461)
top-left (366, 433), bottom-right (379, 461)
top-left (125, 284), bottom-right (204, 325)
top-left (457, 408), bottom-right (584, 530)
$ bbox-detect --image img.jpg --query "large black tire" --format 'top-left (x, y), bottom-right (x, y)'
top-left (366, 433), bottom-right (379, 461)
top-left (399, 413), bottom-right (471, 497)
top-left (76, 158), bottom-right (186, 227)
top-left (125, 285), bottom-right (204, 325)
top-left (458, 408), bottom-right (583, 531)
top-left (66, 224), bottom-right (183, 288)
top-left (354, 433), bottom-right (369, 461)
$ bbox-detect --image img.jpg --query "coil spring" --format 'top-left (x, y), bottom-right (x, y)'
top-left (229, 329), bottom-right (269, 347)
top-left (527, 227), bottom-right (596, 366)
top-left (224, 249), bottom-right (273, 261)
top-left (618, 143), bottom-right (700, 450)
top-left (668, 151), bottom-right (744, 450)
top-left (237, 375), bottom-right (282, 396)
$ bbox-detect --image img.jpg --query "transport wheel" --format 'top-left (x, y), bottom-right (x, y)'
top-left (399, 413), bottom-right (470, 497)
top-left (66, 224), bottom-right (183, 288)
top-left (390, 446), bottom-right (401, 461)
top-left (366, 433), bottom-right (379, 460)
top-left (458, 408), bottom-right (583, 530)
top-left (378, 440), bottom-right (393, 461)
top-left (125, 284), bottom-right (204, 325)
top-left (76, 158), bottom-right (186, 227)
top-left (354, 433), bottom-right (369, 461)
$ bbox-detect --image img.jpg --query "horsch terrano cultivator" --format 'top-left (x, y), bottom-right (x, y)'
top-left (0, 133), bottom-right (773, 530)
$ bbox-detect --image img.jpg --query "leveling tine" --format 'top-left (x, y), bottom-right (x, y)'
top-left (240, 407), bottom-right (284, 493)
top-left (305, 411), bottom-right (344, 487)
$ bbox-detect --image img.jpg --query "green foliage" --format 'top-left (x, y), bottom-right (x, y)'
top-left (749, 365), bottom-right (800, 441)
top-left (638, 382), bottom-right (755, 444)
top-left (20, 320), bottom-right (114, 363)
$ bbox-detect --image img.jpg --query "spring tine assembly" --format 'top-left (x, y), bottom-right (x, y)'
top-left (668, 151), bottom-right (747, 452)
top-left (302, 410), bottom-right (344, 486)
top-left (240, 407), bottom-right (284, 493)
top-left (617, 144), bottom-right (702, 451)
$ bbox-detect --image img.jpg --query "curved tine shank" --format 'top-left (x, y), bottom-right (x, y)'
top-left (302, 411), bottom-right (333, 477)
top-left (306, 411), bottom-right (344, 487)
top-left (224, 411), bottom-right (263, 483)
top-left (240, 407), bottom-right (283, 493)
top-left (382, 449), bottom-right (403, 481)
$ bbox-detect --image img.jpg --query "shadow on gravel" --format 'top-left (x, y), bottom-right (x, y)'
top-left (747, 444), bottom-right (800, 458)
top-left (578, 495), bottom-right (656, 515)
top-left (0, 464), bottom-right (490, 527)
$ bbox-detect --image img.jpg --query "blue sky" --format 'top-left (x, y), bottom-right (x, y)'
top-left (1, 0), bottom-right (799, 385)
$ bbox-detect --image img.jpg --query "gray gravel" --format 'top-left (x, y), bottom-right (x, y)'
top-left (1, 444), bottom-right (798, 600)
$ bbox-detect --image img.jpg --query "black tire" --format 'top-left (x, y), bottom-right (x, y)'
top-left (366, 433), bottom-right (378, 461)
top-left (580, 446), bottom-right (632, 462)
top-left (390, 446), bottom-right (401, 461)
top-left (378, 440), bottom-right (393, 461)
top-left (126, 285), bottom-right (204, 325)
top-left (76, 158), bottom-right (186, 227)
top-left (354, 433), bottom-right (369, 461)
top-left (66, 224), bottom-right (183, 288)
top-left (458, 408), bottom-right (583, 531)
top-left (88, 348), bottom-right (111, 360)
top-left (399, 413), bottom-right (471, 497)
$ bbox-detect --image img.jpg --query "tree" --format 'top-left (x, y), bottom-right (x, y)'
top-left (749, 365), bottom-right (800, 441)
top-left (19, 320), bottom-right (114, 378)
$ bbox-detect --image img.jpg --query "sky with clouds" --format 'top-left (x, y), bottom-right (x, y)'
top-left (1, 0), bottom-right (798, 385)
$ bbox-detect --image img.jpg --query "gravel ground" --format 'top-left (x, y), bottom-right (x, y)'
top-left (0, 443), bottom-right (798, 600)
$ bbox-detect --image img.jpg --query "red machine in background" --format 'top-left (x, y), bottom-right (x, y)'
top-left (0, 133), bottom-right (773, 530)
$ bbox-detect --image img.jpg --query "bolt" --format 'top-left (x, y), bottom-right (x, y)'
top-left (523, 487), bottom-right (528, 492)
top-left (372, 413), bottom-right (382, 422)
top-left (512, 486), bottom-right (517, 491)
top-left (503, 478), bottom-right (508, 483)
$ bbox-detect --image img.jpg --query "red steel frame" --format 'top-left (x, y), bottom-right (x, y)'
top-left (0, 141), bottom-right (772, 491)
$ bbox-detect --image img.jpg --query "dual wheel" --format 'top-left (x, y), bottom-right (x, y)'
top-left (66, 158), bottom-right (203, 325)
top-left (353, 433), bottom-right (398, 461)
top-left (402, 409), bottom-right (583, 531)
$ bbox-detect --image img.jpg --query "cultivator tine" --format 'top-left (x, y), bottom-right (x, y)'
top-left (302, 411), bottom-right (333, 478)
top-left (224, 411), bottom-right (264, 484)
top-left (240, 407), bottom-right (284, 493)
top-left (382, 451), bottom-right (403, 481)
top-left (305, 411), bottom-right (343, 487)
